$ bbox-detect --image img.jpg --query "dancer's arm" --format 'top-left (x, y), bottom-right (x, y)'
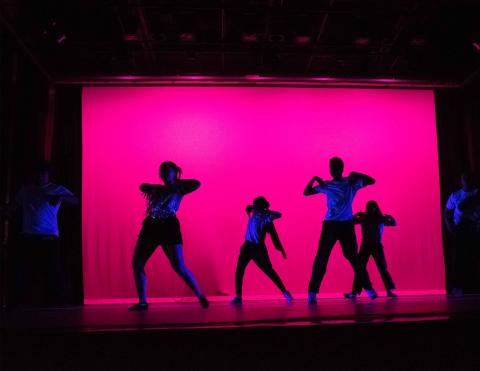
top-left (246, 205), bottom-right (254, 216)
top-left (139, 183), bottom-right (154, 193)
top-left (444, 207), bottom-right (455, 233)
top-left (46, 193), bottom-right (78, 206)
top-left (353, 212), bottom-right (364, 224)
top-left (383, 214), bottom-right (397, 226)
top-left (348, 172), bottom-right (375, 187)
top-left (267, 210), bottom-right (282, 221)
top-left (176, 179), bottom-right (201, 195)
top-left (458, 193), bottom-right (480, 213)
top-left (267, 223), bottom-right (287, 259)
top-left (304, 176), bottom-right (326, 196)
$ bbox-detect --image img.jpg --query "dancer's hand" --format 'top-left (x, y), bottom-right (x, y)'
top-left (281, 250), bottom-right (287, 259)
top-left (313, 176), bottom-right (325, 187)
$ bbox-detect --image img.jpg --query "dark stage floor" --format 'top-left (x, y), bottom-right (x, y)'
top-left (2, 295), bottom-right (480, 332)
top-left (3, 295), bottom-right (480, 370)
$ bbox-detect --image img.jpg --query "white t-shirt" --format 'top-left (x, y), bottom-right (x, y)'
top-left (15, 183), bottom-right (74, 236)
top-left (446, 188), bottom-right (479, 225)
top-left (245, 211), bottom-right (279, 244)
top-left (314, 177), bottom-right (365, 221)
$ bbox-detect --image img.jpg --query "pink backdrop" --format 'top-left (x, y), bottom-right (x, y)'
top-left (82, 86), bottom-right (444, 302)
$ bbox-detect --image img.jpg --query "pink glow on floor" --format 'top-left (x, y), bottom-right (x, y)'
top-left (82, 87), bottom-right (444, 302)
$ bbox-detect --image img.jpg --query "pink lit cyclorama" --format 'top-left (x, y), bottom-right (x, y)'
top-left (82, 86), bottom-right (444, 303)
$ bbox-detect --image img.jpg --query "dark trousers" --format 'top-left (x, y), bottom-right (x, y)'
top-left (352, 243), bottom-right (395, 294)
top-left (235, 241), bottom-right (287, 298)
top-left (452, 224), bottom-right (480, 290)
top-left (14, 234), bottom-right (65, 306)
top-left (308, 221), bottom-right (373, 293)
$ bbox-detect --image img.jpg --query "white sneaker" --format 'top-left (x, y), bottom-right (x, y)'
top-left (365, 289), bottom-right (378, 299)
top-left (344, 292), bottom-right (357, 300)
top-left (283, 291), bottom-right (294, 302)
top-left (451, 288), bottom-right (464, 298)
top-left (307, 292), bottom-right (317, 304)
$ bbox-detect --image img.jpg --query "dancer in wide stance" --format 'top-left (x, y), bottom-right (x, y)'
top-left (230, 196), bottom-right (293, 305)
top-left (344, 200), bottom-right (398, 299)
top-left (130, 161), bottom-right (208, 310)
top-left (304, 157), bottom-right (377, 304)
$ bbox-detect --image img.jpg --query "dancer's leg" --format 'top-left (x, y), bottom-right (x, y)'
top-left (234, 243), bottom-right (253, 298)
top-left (372, 244), bottom-right (395, 292)
top-left (308, 222), bottom-right (337, 294)
top-left (251, 244), bottom-right (287, 293)
top-left (163, 244), bottom-right (204, 297)
top-left (132, 238), bottom-right (158, 303)
top-left (339, 223), bottom-right (374, 292)
top-left (351, 244), bottom-right (372, 295)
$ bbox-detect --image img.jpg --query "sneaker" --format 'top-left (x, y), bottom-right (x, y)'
top-left (451, 288), bottom-right (464, 298)
top-left (365, 289), bottom-right (378, 299)
top-left (230, 296), bottom-right (242, 305)
top-left (198, 295), bottom-right (210, 308)
top-left (283, 291), bottom-right (294, 302)
top-left (307, 292), bottom-right (317, 305)
top-left (128, 302), bottom-right (148, 311)
top-left (344, 292), bottom-right (357, 300)
top-left (387, 290), bottom-right (398, 298)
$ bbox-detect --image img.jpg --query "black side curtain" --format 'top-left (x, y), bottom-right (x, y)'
top-left (435, 86), bottom-right (480, 293)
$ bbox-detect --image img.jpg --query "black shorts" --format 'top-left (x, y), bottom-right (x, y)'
top-left (138, 216), bottom-right (183, 246)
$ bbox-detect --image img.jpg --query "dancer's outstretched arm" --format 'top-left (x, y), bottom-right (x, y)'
top-left (267, 210), bottom-right (282, 221)
top-left (444, 207), bottom-right (455, 232)
top-left (267, 223), bottom-right (287, 259)
top-left (304, 176), bottom-right (326, 196)
top-left (176, 179), bottom-right (201, 195)
top-left (353, 212), bottom-right (364, 224)
top-left (383, 214), bottom-right (397, 226)
top-left (139, 183), bottom-right (155, 193)
top-left (348, 172), bottom-right (375, 186)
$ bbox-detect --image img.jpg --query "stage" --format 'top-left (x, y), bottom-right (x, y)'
top-left (2, 294), bottom-right (478, 332)
top-left (3, 295), bottom-right (480, 370)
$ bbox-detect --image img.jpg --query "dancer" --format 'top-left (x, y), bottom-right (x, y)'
top-left (444, 172), bottom-right (479, 297)
top-left (344, 201), bottom-right (397, 299)
top-left (304, 157), bottom-right (377, 304)
top-left (130, 161), bottom-right (208, 310)
top-left (230, 196), bottom-right (293, 305)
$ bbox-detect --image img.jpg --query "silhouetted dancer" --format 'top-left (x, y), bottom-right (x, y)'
top-left (444, 172), bottom-right (480, 297)
top-left (304, 157), bottom-right (377, 304)
top-left (230, 196), bottom-right (293, 305)
top-left (8, 161), bottom-right (78, 306)
top-left (129, 161), bottom-right (209, 310)
top-left (344, 201), bottom-right (397, 299)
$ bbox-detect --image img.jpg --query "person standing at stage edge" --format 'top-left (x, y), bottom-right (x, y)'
top-left (444, 172), bottom-right (480, 297)
top-left (304, 157), bottom-right (378, 304)
top-left (11, 161), bottom-right (78, 306)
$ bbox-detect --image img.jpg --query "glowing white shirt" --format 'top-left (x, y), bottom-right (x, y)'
top-left (15, 183), bottom-right (74, 236)
top-left (314, 177), bottom-right (365, 221)
top-left (446, 188), bottom-right (479, 225)
top-left (245, 211), bottom-right (278, 244)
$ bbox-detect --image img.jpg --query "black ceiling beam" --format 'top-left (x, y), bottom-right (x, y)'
top-left (0, 6), bottom-right (52, 81)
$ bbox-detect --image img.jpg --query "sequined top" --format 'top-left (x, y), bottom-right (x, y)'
top-left (144, 186), bottom-right (183, 220)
